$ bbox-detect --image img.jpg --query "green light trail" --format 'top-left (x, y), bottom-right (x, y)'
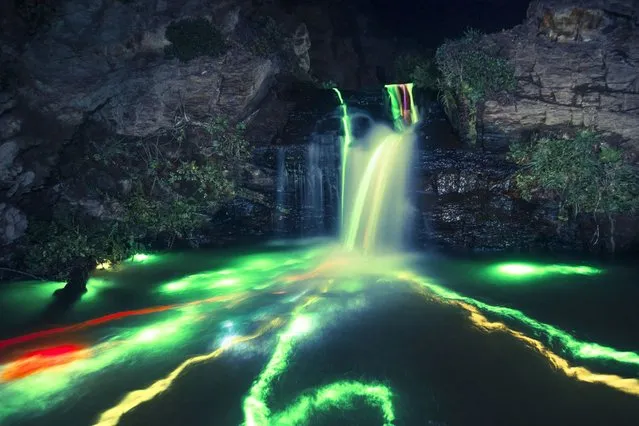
top-left (406, 83), bottom-right (419, 125)
top-left (399, 271), bottom-right (639, 367)
top-left (126, 253), bottom-right (161, 264)
top-left (384, 83), bottom-right (419, 131)
top-left (243, 314), bottom-right (315, 425)
top-left (332, 88), bottom-right (352, 230)
top-left (271, 381), bottom-right (395, 426)
top-left (385, 85), bottom-right (402, 130)
top-left (486, 262), bottom-right (602, 281)
top-left (242, 302), bottom-right (396, 426)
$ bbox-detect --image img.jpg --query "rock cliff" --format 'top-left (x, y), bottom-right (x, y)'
top-left (479, 0), bottom-right (639, 155)
top-left (0, 0), bottom-right (313, 248)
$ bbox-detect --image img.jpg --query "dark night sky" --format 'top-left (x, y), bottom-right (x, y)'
top-left (362, 0), bottom-right (532, 47)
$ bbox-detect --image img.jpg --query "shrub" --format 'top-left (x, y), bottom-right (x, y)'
top-left (164, 18), bottom-right (227, 62)
top-left (394, 52), bottom-right (438, 90)
top-left (436, 29), bottom-right (516, 144)
top-left (20, 116), bottom-right (249, 278)
top-left (24, 217), bottom-right (137, 280)
top-left (509, 130), bottom-right (639, 251)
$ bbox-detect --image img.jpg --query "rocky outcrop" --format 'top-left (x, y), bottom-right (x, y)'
top-left (414, 146), bottom-right (624, 252)
top-left (479, 0), bottom-right (639, 152)
top-left (11, 0), bottom-right (294, 137)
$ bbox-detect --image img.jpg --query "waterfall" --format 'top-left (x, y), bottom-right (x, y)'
top-left (333, 84), bottom-right (419, 253)
top-left (271, 135), bottom-right (340, 238)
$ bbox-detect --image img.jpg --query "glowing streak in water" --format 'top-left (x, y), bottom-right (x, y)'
top-left (332, 88), bottom-right (352, 228)
top-left (271, 381), bottom-right (395, 426)
top-left (453, 301), bottom-right (639, 397)
top-left (242, 298), bottom-right (396, 426)
top-left (1, 344), bottom-right (91, 381)
top-left (243, 314), bottom-right (316, 425)
top-left (93, 318), bottom-right (284, 426)
top-left (488, 262), bottom-right (602, 280)
top-left (0, 294), bottom-right (240, 351)
top-left (399, 271), bottom-right (639, 368)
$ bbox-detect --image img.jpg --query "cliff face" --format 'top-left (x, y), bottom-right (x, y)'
top-left (430, 0), bottom-right (639, 253)
top-left (0, 0), bottom-right (401, 267)
top-left (0, 0), bottom-right (313, 250)
top-left (479, 0), bottom-right (639, 154)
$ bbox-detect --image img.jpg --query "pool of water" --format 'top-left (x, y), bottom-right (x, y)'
top-left (1, 240), bottom-right (638, 426)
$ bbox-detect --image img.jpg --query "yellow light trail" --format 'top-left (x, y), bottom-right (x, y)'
top-left (93, 318), bottom-right (284, 426)
top-left (411, 283), bottom-right (639, 397)
top-left (362, 134), bottom-right (401, 251)
top-left (458, 301), bottom-right (639, 396)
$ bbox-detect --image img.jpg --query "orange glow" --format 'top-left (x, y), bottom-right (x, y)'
top-left (283, 258), bottom-right (348, 283)
top-left (0, 294), bottom-right (242, 351)
top-left (93, 317), bottom-right (284, 426)
top-left (1, 344), bottom-right (90, 381)
top-left (450, 298), bottom-right (639, 397)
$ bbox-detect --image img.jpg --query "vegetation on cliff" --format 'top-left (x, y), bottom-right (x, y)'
top-left (509, 131), bottom-right (639, 251)
top-left (394, 51), bottom-right (438, 91)
top-left (21, 117), bottom-right (249, 279)
top-left (395, 30), bottom-right (515, 144)
top-left (435, 29), bottom-right (516, 144)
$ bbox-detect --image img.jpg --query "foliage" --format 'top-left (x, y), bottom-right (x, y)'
top-left (509, 131), bottom-right (639, 249)
top-left (394, 52), bottom-right (438, 90)
top-left (24, 217), bottom-right (137, 280)
top-left (21, 116), bottom-right (249, 278)
top-left (164, 18), bottom-right (227, 62)
top-left (435, 29), bottom-right (516, 144)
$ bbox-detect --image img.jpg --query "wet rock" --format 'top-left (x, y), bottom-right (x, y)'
top-left (0, 203), bottom-right (27, 245)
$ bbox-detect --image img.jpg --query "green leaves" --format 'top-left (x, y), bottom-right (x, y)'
top-left (394, 52), bottom-right (439, 90)
top-left (434, 29), bottom-right (515, 144)
top-left (436, 29), bottom-right (515, 101)
top-left (21, 116), bottom-right (250, 278)
top-left (509, 131), bottom-right (639, 221)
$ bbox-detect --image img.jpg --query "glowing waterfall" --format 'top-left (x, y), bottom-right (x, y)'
top-left (334, 84), bottom-right (418, 253)
top-left (332, 88), bottom-right (352, 228)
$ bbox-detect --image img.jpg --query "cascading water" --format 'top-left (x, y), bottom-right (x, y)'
top-left (302, 142), bottom-right (325, 232)
top-left (273, 147), bottom-right (288, 234)
top-left (333, 84), bottom-right (419, 253)
top-left (269, 134), bottom-right (340, 237)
